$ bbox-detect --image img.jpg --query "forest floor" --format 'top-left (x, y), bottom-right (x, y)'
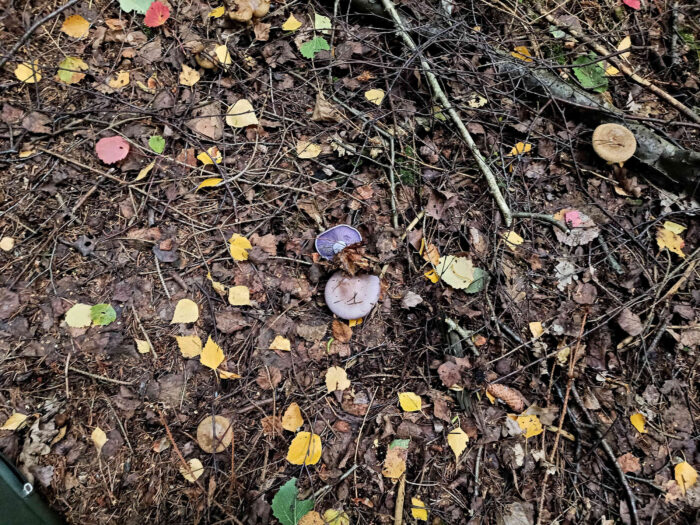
top-left (1, 0), bottom-right (699, 524)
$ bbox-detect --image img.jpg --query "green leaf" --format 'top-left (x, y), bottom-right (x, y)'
top-left (299, 37), bottom-right (330, 60)
top-left (119, 0), bottom-right (153, 14)
top-left (389, 438), bottom-right (410, 449)
top-left (90, 304), bottom-right (117, 326)
top-left (149, 135), bottom-right (165, 154)
top-left (464, 267), bottom-right (487, 294)
top-left (572, 53), bottom-right (608, 93)
top-left (271, 478), bottom-right (314, 525)
top-left (314, 13), bottom-right (332, 33)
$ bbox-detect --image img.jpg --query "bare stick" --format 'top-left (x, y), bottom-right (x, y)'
top-left (379, 0), bottom-right (512, 226)
top-left (68, 366), bottom-right (134, 386)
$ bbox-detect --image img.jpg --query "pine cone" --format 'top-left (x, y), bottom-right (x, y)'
top-left (486, 383), bottom-right (528, 413)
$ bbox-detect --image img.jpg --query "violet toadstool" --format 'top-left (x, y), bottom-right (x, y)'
top-left (196, 415), bottom-right (233, 453)
top-left (324, 271), bottom-right (380, 319)
top-left (315, 225), bottom-right (362, 260)
top-left (592, 123), bottom-right (636, 164)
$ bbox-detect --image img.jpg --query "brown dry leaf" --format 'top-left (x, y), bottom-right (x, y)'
top-left (253, 21), bottom-right (270, 41)
top-left (256, 366), bottom-right (282, 390)
top-left (618, 452), bottom-right (641, 473)
top-left (281, 402), bottom-right (303, 432)
top-left (311, 93), bottom-right (341, 122)
top-left (332, 320), bottom-right (352, 343)
top-left (617, 309), bottom-right (643, 336)
top-left (382, 444), bottom-right (407, 478)
top-left (261, 415), bottom-right (283, 436)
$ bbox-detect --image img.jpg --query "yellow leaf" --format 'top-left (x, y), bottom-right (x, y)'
top-left (269, 335), bottom-right (291, 351)
top-left (226, 99), bottom-right (258, 127)
top-left (349, 318), bottom-right (363, 327)
top-left (180, 458), bottom-right (204, 482)
top-left (656, 226), bottom-right (685, 258)
top-left (398, 392), bottom-right (422, 412)
top-left (179, 63), bottom-right (201, 86)
top-left (65, 303), bottom-right (93, 328)
top-left (424, 269), bottom-right (439, 283)
top-left (207, 272), bottom-right (226, 296)
top-left (228, 234), bottom-right (252, 261)
top-left (171, 299), bottom-right (199, 324)
top-left (630, 412), bottom-right (647, 434)
top-left (675, 461), bottom-right (698, 495)
top-left (18, 150), bottom-right (34, 158)
top-left (196, 178), bottom-right (223, 191)
top-left (364, 88), bottom-right (385, 105)
top-left (176, 335), bottom-right (202, 358)
top-left (108, 71), bottom-right (130, 89)
top-left (208, 5), bottom-right (225, 18)
top-left (296, 140), bottom-right (322, 159)
top-left (91, 427), bottom-right (108, 454)
top-left (605, 65), bottom-right (620, 76)
top-left (286, 431), bottom-right (322, 465)
top-left (503, 230), bottom-right (524, 250)
top-left (14, 61), bottom-right (41, 83)
top-left (663, 221), bottom-right (686, 234)
top-left (436, 255), bottom-right (474, 289)
top-left (323, 509), bottom-right (350, 525)
top-left (447, 427), bottom-right (469, 460)
top-left (529, 322), bottom-right (544, 339)
top-left (197, 146), bottom-right (222, 165)
top-left (282, 402), bottom-right (304, 432)
top-left (511, 46), bottom-right (533, 62)
top-left (200, 336), bottom-right (224, 370)
top-left (135, 339), bottom-right (151, 354)
top-left (617, 36), bottom-right (632, 60)
top-left (218, 369), bottom-right (241, 379)
top-left (214, 44), bottom-right (232, 66)
top-left (228, 285), bottom-right (251, 306)
top-left (61, 14), bottom-right (90, 39)
top-left (382, 444), bottom-right (407, 478)
top-left (0, 237), bottom-right (15, 251)
top-left (485, 390), bottom-right (496, 404)
top-left (516, 414), bottom-right (543, 438)
top-left (467, 94), bottom-right (488, 108)
top-left (411, 497), bottom-right (428, 521)
top-left (282, 14), bottom-right (302, 31)
top-left (56, 56), bottom-right (88, 84)
top-left (0, 412), bottom-right (28, 431)
top-left (326, 366), bottom-right (351, 392)
top-left (509, 142), bottom-right (532, 156)
top-left (134, 160), bottom-right (155, 181)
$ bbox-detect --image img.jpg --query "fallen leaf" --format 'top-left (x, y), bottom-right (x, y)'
top-left (148, 135), bottom-right (165, 154)
top-left (299, 511), bottom-right (324, 525)
top-left (511, 46), bottom-right (533, 62)
top-left (144, 1), bottom-right (170, 27)
top-left (657, 224), bottom-right (686, 258)
top-left (420, 239), bottom-right (440, 266)
top-left (197, 415), bottom-right (233, 452)
top-left (197, 146), bottom-right (222, 165)
top-left (282, 403), bottom-right (303, 432)
top-left (382, 441), bottom-right (408, 478)
top-left (227, 99), bottom-right (258, 128)
top-left (135, 339), bottom-right (151, 354)
top-left (299, 36), bottom-right (330, 59)
top-left (663, 221), bottom-right (686, 234)
top-left (622, 0), bottom-right (640, 10)
top-left (229, 234), bottom-right (252, 260)
top-left (0, 237), bottom-right (15, 251)
top-left (272, 478), bottom-right (314, 524)
top-left (323, 509), bottom-right (350, 525)
top-left (503, 230), bottom-right (524, 250)
top-left (325, 366), bottom-right (351, 392)
top-left (196, 178), bottom-right (223, 191)
top-left (296, 140), bottom-right (321, 159)
top-left (208, 5), bottom-right (225, 17)
top-left (269, 335), bottom-right (291, 352)
top-left (287, 432), bottom-right (322, 465)
top-left (314, 13), bottom-right (332, 32)
top-left (108, 71), bottom-right (130, 89)
top-left (180, 458), bottom-right (204, 482)
top-left (424, 269), bottom-right (439, 283)
top-left (0, 412), bottom-right (28, 431)
top-left (119, 0), bottom-right (152, 14)
top-left (436, 256), bottom-right (474, 289)
top-left (214, 44), bottom-right (232, 66)
top-left (448, 427), bottom-right (469, 460)
top-left (96, 136), bottom-right (130, 164)
top-left (515, 414), bottom-right (543, 438)
top-left (411, 497), bottom-right (428, 521)
top-left (630, 412), bottom-right (647, 434)
top-left (467, 94), bottom-right (488, 108)
top-left (176, 335), bottom-right (202, 358)
top-left (529, 322), bottom-right (544, 339)
top-left (364, 88), bottom-right (385, 105)
top-left (218, 369), bottom-right (241, 379)
top-left (61, 15), bottom-right (90, 39)
top-left (675, 461), bottom-right (698, 495)
top-left (332, 320), bottom-right (352, 343)
top-left (65, 303), bottom-right (93, 328)
top-left (617, 308), bottom-right (643, 336)
top-left (282, 14), bottom-right (302, 31)
top-left (14, 61), bottom-right (41, 83)
top-left (171, 298), bottom-right (199, 324)
top-left (179, 64), bottom-right (200, 86)
top-left (200, 336), bottom-right (224, 370)
top-left (617, 452), bottom-right (641, 473)
top-left (509, 142), bottom-right (532, 156)
top-left (91, 304), bottom-right (116, 327)
top-left (134, 161), bottom-right (155, 181)
top-left (398, 392), bottom-right (422, 412)
top-left (56, 56), bottom-right (88, 84)
top-left (91, 427), bottom-right (108, 454)
top-left (228, 285), bottom-right (250, 306)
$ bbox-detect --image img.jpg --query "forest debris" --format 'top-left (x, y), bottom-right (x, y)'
top-left (486, 383), bottom-right (528, 412)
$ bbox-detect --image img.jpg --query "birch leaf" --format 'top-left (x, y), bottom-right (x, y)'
top-left (0, 412), bottom-right (28, 431)
top-left (176, 335), bottom-right (202, 358)
top-left (200, 336), bottom-right (224, 370)
top-left (287, 432), bottom-right (322, 465)
top-left (180, 458), bottom-right (204, 482)
top-left (282, 403), bottom-right (303, 432)
top-left (447, 427), bottom-right (469, 460)
top-left (171, 299), bottom-right (199, 323)
top-left (398, 392), bottom-right (422, 412)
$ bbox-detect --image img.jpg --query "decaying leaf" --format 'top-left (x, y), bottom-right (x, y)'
top-left (176, 335), bottom-right (202, 358)
top-left (179, 64), bottom-right (200, 86)
top-left (382, 440), bottom-right (408, 478)
top-left (282, 403), bottom-right (303, 432)
top-left (325, 366), bottom-right (351, 392)
top-left (0, 412), bottom-right (28, 431)
top-left (228, 285), bottom-right (251, 306)
top-left (135, 339), bottom-right (151, 354)
top-left (296, 140), bottom-right (321, 159)
top-left (197, 146), bottom-right (222, 165)
top-left (656, 223), bottom-right (686, 258)
top-left (226, 99), bottom-right (258, 128)
top-left (529, 322), bottom-right (544, 339)
top-left (364, 88), bottom-right (385, 105)
top-left (398, 392), bottom-right (422, 412)
top-left (65, 303), bottom-right (93, 328)
top-left (171, 298), bottom-right (199, 324)
top-left (287, 432), bottom-right (322, 465)
top-left (269, 335), bottom-right (291, 351)
top-left (91, 426), bottom-right (108, 454)
top-left (229, 234), bottom-right (252, 260)
top-left (57, 56), bottom-right (88, 84)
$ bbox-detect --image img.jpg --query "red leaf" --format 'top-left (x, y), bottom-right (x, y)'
top-left (95, 136), bottom-right (130, 164)
top-left (144, 1), bottom-right (170, 28)
top-left (622, 0), bottom-right (640, 9)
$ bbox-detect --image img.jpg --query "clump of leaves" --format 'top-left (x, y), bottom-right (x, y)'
top-left (271, 478), bottom-right (314, 525)
top-left (572, 53), bottom-right (608, 93)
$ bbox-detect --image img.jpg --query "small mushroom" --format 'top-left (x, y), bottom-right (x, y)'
top-left (315, 225), bottom-right (362, 260)
top-left (324, 271), bottom-right (380, 319)
top-left (227, 0), bottom-right (270, 22)
top-left (196, 415), bottom-right (233, 453)
top-left (195, 43), bottom-right (218, 70)
top-left (592, 123), bottom-right (636, 165)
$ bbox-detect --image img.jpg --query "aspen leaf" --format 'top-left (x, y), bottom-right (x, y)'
top-left (196, 178), bottom-right (223, 191)
top-left (282, 14), bottom-right (302, 31)
top-left (226, 99), bottom-right (258, 127)
top-left (65, 303), bottom-right (93, 328)
top-left (180, 458), bottom-right (204, 482)
top-left (197, 146), bottom-right (222, 165)
top-left (630, 412), bottom-right (647, 434)
top-left (447, 427), bottom-right (469, 460)
top-left (90, 304), bottom-right (116, 325)
top-left (503, 230), bottom-right (523, 250)
top-left (179, 64), bottom-right (200, 86)
top-left (398, 392), bottom-right (422, 412)
top-left (15, 61), bottom-right (41, 83)
top-left (325, 366), bottom-right (350, 392)
top-left (135, 339), bottom-right (151, 354)
top-left (108, 71), bottom-right (130, 88)
top-left (296, 140), bottom-right (321, 159)
top-left (436, 255), bottom-right (474, 289)
top-left (269, 335), bottom-right (291, 352)
top-left (214, 44), bottom-right (232, 66)
top-left (229, 234), bottom-right (252, 260)
top-left (364, 88), bottom-right (385, 105)
top-left (176, 335), bottom-right (202, 358)
top-left (0, 412), bottom-right (28, 431)
top-left (514, 414), bottom-right (543, 438)
top-left (675, 461), bottom-right (698, 495)
top-left (282, 403), bottom-right (303, 432)
top-left (207, 272), bottom-right (226, 296)
top-left (411, 497), bottom-right (428, 521)
top-left (171, 298), bottom-right (199, 324)
top-left (511, 46), bottom-right (533, 62)
top-left (62, 15), bottom-right (90, 39)
top-left (57, 56), bottom-right (88, 84)
top-left (656, 225), bottom-right (686, 258)
top-left (287, 431), bottom-right (322, 465)
top-left (228, 285), bottom-right (250, 306)
top-left (200, 336), bottom-right (224, 370)
top-left (209, 5), bottom-right (225, 17)
top-left (382, 442), bottom-right (407, 478)
top-left (91, 427), bottom-right (108, 454)
top-left (135, 161), bottom-right (155, 181)
top-left (529, 322), bottom-right (544, 339)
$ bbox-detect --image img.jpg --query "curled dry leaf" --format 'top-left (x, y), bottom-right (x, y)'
top-left (196, 415), bottom-right (233, 453)
top-left (486, 384), bottom-right (528, 413)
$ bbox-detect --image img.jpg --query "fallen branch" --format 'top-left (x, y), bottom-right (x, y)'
top-left (379, 0), bottom-right (513, 226)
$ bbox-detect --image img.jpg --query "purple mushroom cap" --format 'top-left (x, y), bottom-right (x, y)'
top-left (315, 225), bottom-right (362, 260)
top-left (324, 271), bottom-right (381, 319)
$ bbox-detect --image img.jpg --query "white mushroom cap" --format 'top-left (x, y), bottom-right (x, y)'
top-left (592, 123), bottom-right (636, 164)
top-left (324, 271), bottom-right (381, 320)
top-left (196, 415), bottom-right (233, 453)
